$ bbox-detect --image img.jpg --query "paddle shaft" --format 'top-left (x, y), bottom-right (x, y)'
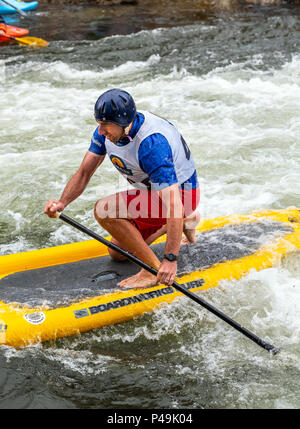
top-left (4, 35), bottom-right (49, 47)
top-left (58, 212), bottom-right (280, 355)
top-left (8, 35), bottom-right (27, 45)
top-left (0, 0), bottom-right (27, 16)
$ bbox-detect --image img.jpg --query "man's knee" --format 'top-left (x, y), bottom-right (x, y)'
top-left (94, 197), bottom-right (115, 224)
top-left (94, 194), bottom-right (127, 222)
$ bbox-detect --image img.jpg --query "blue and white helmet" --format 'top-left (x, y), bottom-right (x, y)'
top-left (94, 89), bottom-right (136, 127)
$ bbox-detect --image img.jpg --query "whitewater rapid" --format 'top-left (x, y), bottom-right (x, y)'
top-left (1, 17), bottom-right (300, 408)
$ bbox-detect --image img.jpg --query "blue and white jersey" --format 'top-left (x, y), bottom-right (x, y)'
top-left (89, 111), bottom-right (198, 191)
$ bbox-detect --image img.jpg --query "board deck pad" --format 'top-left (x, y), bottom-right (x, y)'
top-left (0, 219), bottom-right (293, 308)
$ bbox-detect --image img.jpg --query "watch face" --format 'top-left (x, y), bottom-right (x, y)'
top-left (164, 253), bottom-right (177, 261)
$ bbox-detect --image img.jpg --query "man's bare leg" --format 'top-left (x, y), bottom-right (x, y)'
top-left (144, 210), bottom-right (201, 246)
top-left (95, 200), bottom-right (160, 288)
top-left (105, 210), bottom-right (200, 288)
top-left (182, 210), bottom-right (201, 244)
top-left (94, 194), bottom-right (200, 288)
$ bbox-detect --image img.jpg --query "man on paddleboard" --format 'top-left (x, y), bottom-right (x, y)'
top-left (44, 89), bottom-right (200, 289)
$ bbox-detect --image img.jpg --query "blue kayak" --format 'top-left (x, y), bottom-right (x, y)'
top-left (0, 0), bottom-right (38, 15)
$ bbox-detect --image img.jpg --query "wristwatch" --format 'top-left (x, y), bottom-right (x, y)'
top-left (163, 253), bottom-right (178, 262)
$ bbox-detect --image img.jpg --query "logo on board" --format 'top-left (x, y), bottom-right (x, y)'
top-left (24, 312), bottom-right (46, 325)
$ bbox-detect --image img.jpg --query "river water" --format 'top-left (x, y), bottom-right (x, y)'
top-left (0, 1), bottom-right (300, 410)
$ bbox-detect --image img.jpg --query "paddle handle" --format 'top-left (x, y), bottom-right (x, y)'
top-left (58, 212), bottom-right (280, 355)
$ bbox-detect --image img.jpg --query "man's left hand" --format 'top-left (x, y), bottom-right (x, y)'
top-left (156, 259), bottom-right (177, 286)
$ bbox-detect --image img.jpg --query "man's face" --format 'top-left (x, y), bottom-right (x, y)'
top-left (97, 121), bottom-right (124, 143)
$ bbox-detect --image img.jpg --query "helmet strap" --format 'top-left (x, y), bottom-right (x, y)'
top-left (124, 122), bottom-right (132, 136)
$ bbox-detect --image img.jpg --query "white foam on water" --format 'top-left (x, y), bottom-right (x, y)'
top-left (1, 46), bottom-right (299, 244)
top-left (1, 341), bottom-right (117, 376)
top-left (45, 346), bottom-right (120, 375)
top-left (0, 60), bottom-right (5, 84)
top-left (0, 237), bottom-right (30, 255)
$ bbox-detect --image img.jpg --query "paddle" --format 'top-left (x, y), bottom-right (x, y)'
top-left (0, 0), bottom-right (27, 16)
top-left (57, 212), bottom-right (280, 355)
top-left (7, 35), bottom-right (49, 47)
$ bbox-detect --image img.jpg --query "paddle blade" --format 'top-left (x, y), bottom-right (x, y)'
top-left (14, 36), bottom-right (49, 48)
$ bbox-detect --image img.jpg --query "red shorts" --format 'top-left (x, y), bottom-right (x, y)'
top-left (119, 187), bottom-right (200, 241)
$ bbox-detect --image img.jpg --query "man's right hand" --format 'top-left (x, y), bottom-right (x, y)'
top-left (43, 200), bottom-right (65, 218)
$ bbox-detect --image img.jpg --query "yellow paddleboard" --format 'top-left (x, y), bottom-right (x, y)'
top-left (0, 207), bottom-right (299, 348)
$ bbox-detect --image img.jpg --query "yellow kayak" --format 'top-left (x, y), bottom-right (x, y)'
top-left (0, 207), bottom-right (299, 348)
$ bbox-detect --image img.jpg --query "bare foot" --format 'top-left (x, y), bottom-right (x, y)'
top-left (181, 211), bottom-right (200, 245)
top-left (117, 269), bottom-right (157, 289)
